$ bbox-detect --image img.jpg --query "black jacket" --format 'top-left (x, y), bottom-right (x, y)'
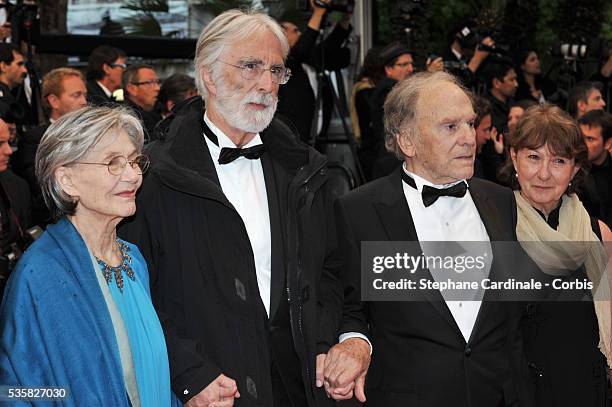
top-left (86, 80), bottom-right (115, 107)
top-left (119, 97), bottom-right (342, 406)
top-left (276, 24), bottom-right (351, 143)
top-left (13, 124), bottom-right (50, 227)
top-left (335, 168), bottom-right (533, 407)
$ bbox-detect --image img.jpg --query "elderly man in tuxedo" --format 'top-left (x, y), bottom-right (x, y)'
top-left (322, 71), bottom-right (533, 407)
top-left (120, 8), bottom-right (341, 407)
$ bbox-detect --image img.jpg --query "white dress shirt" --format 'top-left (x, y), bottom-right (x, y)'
top-left (341, 165), bottom-right (491, 349)
top-left (401, 166), bottom-right (490, 341)
top-left (203, 113), bottom-right (273, 316)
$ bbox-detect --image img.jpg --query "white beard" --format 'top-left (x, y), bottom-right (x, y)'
top-left (214, 74), bottom-right (278, 134)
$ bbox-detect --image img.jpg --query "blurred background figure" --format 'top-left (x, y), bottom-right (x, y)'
top-left (122, 64), bottom-right (161, 141)
top-left (86, 45), bottom-right (127, 107)
top-left (13, 67), bottom-right (87, 228)
top-left (157, 73), bottom-right (198, 119)
top-left (569, 81), bottom-right (606, 119)
top-left (514, 49), bottom-right (556, 104)
top-left (276, 0), bottom-right (352, 143)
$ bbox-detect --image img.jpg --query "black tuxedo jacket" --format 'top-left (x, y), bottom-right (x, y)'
top-left (335, 167), bottom-right (534, 407)
top-left (86, 80), bottom-right (115, 107)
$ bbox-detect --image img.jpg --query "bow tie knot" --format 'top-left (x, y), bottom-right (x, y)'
top-left (402, 171), bottom-right (468, 207)
top-left (218, 144), bottom-right (265, 164)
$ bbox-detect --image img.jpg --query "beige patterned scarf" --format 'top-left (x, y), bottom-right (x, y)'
top-left (514, 191), bottom-right (612, 367)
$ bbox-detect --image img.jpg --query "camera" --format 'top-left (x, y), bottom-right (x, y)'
top-left (0, 225), bottom-right (41, 282)
top-left (298, 0), bottom-right (355, 13)
top-left (550, 39), bottom-right (611, 61)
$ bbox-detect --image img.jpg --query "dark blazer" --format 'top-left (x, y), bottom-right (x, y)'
top-left (86, 80), bottom-right (114, 107)
top-left (13, 124), bottom-right (50, 227)
top-left (119, 97), bottom-right (342, 406)
top-left (276, 24), bottom-right (351, 143)
top-left (335, 168), bottom-right (533, 407)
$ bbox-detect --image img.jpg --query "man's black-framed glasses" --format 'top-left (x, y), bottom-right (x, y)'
top-left (76, 154), bottom-right (150, 175)
top-left (131, 79), bottom-right (161, 87)
top-left (218, 60), bottom-right (292, 85)
top-left (109, 63), bottom-right (127, 69)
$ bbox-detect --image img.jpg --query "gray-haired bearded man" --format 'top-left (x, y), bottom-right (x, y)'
top-left (120, 9), bottom-right (342, 407)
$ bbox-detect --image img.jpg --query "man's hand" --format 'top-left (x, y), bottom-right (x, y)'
top-left (323, 338), bottom-right (371, 402)
top-left (492, 128), bottom-right (504, 155)
top-left (468, 36), bottom-right (495, 73)
top-left (316, 353), bottom-right (327, 388)
top-left (0, 23), bottom-right (10, 41)
top-left (185, 374), bottom-right (240, 407)
top-left (307, 0), bottom-right (329, 31)
top-left (601, 52), bottom-right (612, 79)
top-left (426, 57), bottom-right (444, 73)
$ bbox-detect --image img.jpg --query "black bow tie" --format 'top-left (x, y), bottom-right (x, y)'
top-left (218, 145), bottom-right (265, 164)
top-left (401, 170), bottom-right (468, 207)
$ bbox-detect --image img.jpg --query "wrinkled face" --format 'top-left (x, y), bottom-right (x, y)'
top-left (507, 106), bottom-right (525, 134)
top-left (64, 131), bottom-right (142, 222)
top-left (385, 53), bottom-right (414, 82)
top-left (494, 68), bottom-right (518, 99)
top-left (475, 114), bottom-right (493, 148)
top-left (579, 89), bottom-right (606, 116)
top-left (128, 68), bottom-right (160, 111)
top-left (1, 51), bottom-right (27, 89)
top-left (0, 119), bottom-right (12, 172)
top-left (511, 143), bottom-right (580, 214)
top-left (581, 124), bottom-right (610, 163)
top-left (402, 81), bottom-right (477, 184)
top-left (50, 75), bottom-right (88, 118)
top-left (281, 22), bottom-right (300, 48)
top-left (207, 31), bottom-right (283, 134)
top-left (522, 52), bottom-right (541, 75)
top-left (105, 56), bottom-right (126, 91)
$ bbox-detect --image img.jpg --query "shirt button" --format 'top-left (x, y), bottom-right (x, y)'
top-left (465, 347), bottom-right (472, 356)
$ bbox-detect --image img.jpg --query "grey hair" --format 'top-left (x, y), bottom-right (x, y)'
top-left (35, 105), bottom-right (144, 220)
top-left (193, 9), bottom-right (289, 102)
top-left (383, 71), bottom-right (468, 158)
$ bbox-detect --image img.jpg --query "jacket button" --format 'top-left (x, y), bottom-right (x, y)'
top-left (183, 389), bottom-right (189, 395)
top-left (246, 376), bottom-right (258, 399)
top-left (464, 346), bottom-right (472, 356)
top-left (320, 168), bottom-right (326, 175)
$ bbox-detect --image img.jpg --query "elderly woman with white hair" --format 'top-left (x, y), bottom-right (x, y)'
top-left (0, 106), bottom-right (179, 406)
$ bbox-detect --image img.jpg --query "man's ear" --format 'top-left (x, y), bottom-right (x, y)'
top-left (55, 166), bottom-right (79, 199)
top-left (102, 62), bottom-right (112, 76)
top-left (397, 130), bottom-right (416, 158)
top-left (201, 67), bottom-right (217, 97)
top-left (384, 65), bottom-right (394, 78)
top-left (47, 94), bottom-right (60, 111)
top-left (577, 100), bottom-right (586, 115)
top-left (492, 77), bottom-right (501, 90)
top-left (605, 137), bottom-right (612, 152)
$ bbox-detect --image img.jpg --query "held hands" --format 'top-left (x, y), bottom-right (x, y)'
top-left (185, 374), bottom-right (240, 407)
top-left (319, 338), bottom-right (371, 402)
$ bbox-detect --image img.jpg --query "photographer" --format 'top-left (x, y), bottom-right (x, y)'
top-left (276, 0), bottom-right (351, 143)
top-left (442, 21), bottom-right (496, 90)
top-left (0, 107), bottom-right (30, 299)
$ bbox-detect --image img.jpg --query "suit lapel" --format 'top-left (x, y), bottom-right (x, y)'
top-left (465, 180), bottom-right (504, 344)
top-left (374, 169), bottom-right (463, 337)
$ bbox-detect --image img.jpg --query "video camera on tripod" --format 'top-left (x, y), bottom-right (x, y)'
top-left (298, 0), bottom-right (354, 13)
top-left (0, 0), bottom-right (39, 46)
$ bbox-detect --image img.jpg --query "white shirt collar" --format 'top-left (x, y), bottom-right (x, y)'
top-left (96, 81), bottom-right (112, 98)
top-left (203, 112), bottom-right (263, 157)
top-left (402, 163), bottom-right (466, 192)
